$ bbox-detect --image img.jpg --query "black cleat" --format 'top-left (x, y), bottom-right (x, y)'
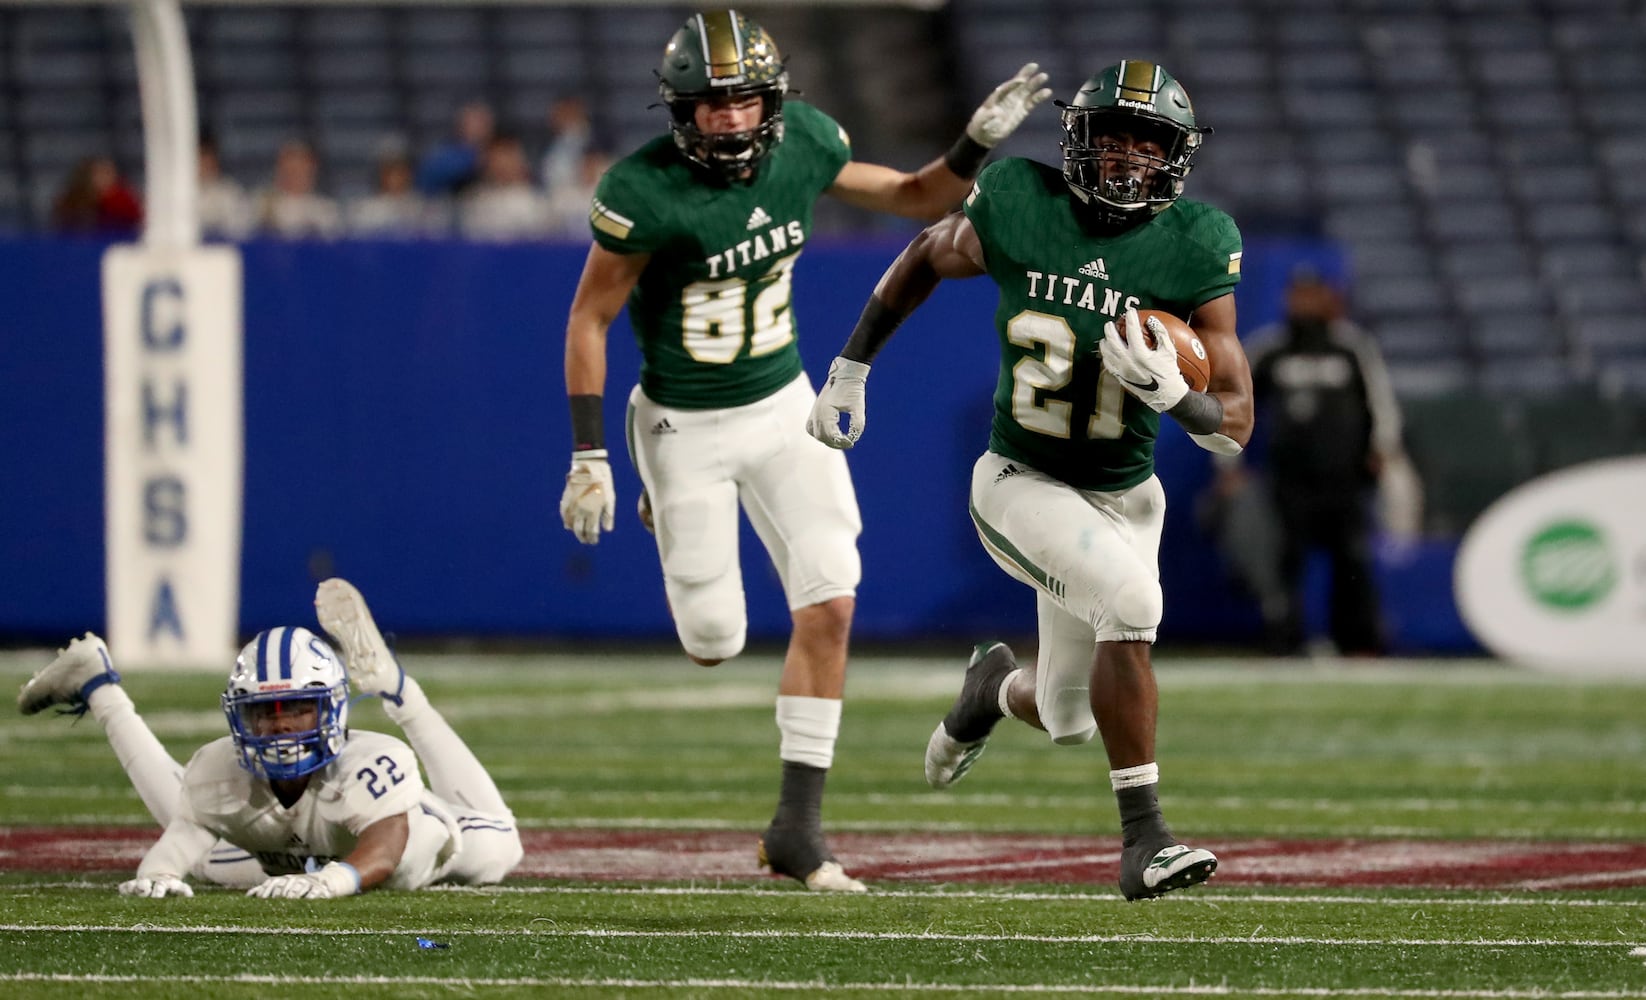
top-left (757, 825), bottom-right (865, 893)
top-left (1119, 840), bottom-right (1218, 900)
top-left (924, 641), bottom-right (1016, 789)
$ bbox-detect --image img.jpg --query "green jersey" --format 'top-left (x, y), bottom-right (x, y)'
top-left (589, 101), bottom-right (852, 409)
top-left (962, 157), bottom-right (1243, 491)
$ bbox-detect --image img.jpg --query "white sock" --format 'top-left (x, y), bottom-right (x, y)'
top-left (1109, 762), bottom-right (1160, 791)
top-left (997, 668), bottom-right (1022, 720)
top-left (88, 685), bottom-right (187, 827)
top-left (395, 692), bottom-right (511, 817)
top-left (381, 673), bottom-right (431, 726)
top-left (776, 695), bottom-right (842, 770)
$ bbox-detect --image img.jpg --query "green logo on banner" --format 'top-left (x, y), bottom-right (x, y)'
top-left (1520, 520), bottom-right (1615, 611)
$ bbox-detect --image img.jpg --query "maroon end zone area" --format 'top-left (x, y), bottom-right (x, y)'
top-left (4, 826), bottom-right (1645, 890)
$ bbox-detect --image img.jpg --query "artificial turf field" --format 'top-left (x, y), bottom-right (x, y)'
top-left (2, 649), bottom-right (1644, 998)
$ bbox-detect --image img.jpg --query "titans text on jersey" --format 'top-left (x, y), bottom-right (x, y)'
top-left (705, 220), bottom-right (807, 279)
top-left (1023, 270), bottom-right (1141, 317)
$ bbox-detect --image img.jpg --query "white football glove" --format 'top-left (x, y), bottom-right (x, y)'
top-left (118, 875), bottom-right (192, 898)
top-left (559, 450), bottom-right (616, 545)
top-left (966, 63), bottom-right (1054, 148)
top-left (247, 862), bottom-right (359, 900)
top-left (806, 357), bottom-right (871, 449)
top-left (1099, 308), bottom-right (1189, 412)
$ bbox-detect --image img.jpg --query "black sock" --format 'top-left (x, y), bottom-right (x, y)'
top-left (943, 672), bottom-right (1006, 743)
top-left (1117, 782), bottom-right (1170, 849)
top-left (771, 761), bottom-right (827, 831)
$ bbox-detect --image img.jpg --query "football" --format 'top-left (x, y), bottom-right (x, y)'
top-left (1135, 309), bottom-right (1212, 393)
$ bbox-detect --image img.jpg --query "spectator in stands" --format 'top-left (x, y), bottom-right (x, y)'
top-left (543, 148), bottom-right (612, 237)
top-left (253, 139), bottom-right (343, 240)
top-left (416, 100), bottom-right (494, 197)
top-left (458, 133), bottom-right (552, 241)
top-left (50, 155), bottom-right (143, 237)
top-left (558, 9), bottom-right (1048, 894)
top-left (349, 150), bottom-right (450, 238)
top-left (1215, 267), bottom-right (1422, 656)
top-left (540, 96), bottom-right (593, 195)
top-left (198, 135), bottom-right (253, 241)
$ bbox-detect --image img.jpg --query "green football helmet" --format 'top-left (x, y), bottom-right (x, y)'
top-left (1059, 60), bottom-right (1209, 226)
top-left (657, 10), bottom-right (788, 180)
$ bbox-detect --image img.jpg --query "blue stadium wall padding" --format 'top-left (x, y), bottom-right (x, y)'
top-left (0, 235), bottom-right (1478, 652)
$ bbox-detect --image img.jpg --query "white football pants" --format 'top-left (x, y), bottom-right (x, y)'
top-left (627, 373), bottom-right (862, 662)
top-left (968, 451), bottom-right (1167, 744)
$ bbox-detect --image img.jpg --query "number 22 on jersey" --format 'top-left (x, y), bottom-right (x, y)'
top-left (1008, 310), bottom-right (1126, 440)
top-left (680, 252), bottom-right (800, 364)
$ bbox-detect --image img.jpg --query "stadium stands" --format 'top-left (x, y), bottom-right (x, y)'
top-left (0, 0), bottom-right (1642, 534)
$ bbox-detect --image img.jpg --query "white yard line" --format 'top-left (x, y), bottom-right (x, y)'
top-left (0, 924), bottom-right (1634, 948)
top-left (10, 881), bottom-right (1646, 907)
top-left (0, 972), bottom-right (1642, 998)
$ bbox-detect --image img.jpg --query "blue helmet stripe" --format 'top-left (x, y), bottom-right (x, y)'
top-left (255, 630), bottom-right (272, 682)
top-left (278, 626), bottom-right (295, 679)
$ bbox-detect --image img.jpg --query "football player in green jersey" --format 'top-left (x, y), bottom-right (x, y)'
top-left (558, 9), bottom-right (1050, 893)
top-left (807, 61), bottom-right (1255, 900)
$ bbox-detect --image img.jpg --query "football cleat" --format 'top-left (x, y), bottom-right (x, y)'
top-left (314, 578), bottom-right (404, 705)
top-left (1119, 841), bottom-right (1218, 901)
top-left (637, 489), bottom-right (655, 535)
top-left (18, 633), bottom-right (121, 716)
top-left (924, 641), bottom-right (1016, 789)
top-left (758, 826), bottom-right (866, 893)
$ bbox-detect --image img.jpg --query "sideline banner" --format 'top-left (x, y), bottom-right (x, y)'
top-left (103, 245), bottom-right (243, 669)
top-left (1455, 456), bottom-right (1646, 675)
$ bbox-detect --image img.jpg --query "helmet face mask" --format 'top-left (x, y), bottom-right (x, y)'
top-left (223, 627), bottom-right (350, 782)
top-left (1060, 61), bottom-right (1208, 227)
top-left (657, 9), bottom-right (788, 181)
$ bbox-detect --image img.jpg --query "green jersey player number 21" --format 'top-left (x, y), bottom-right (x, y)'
top-left (808, 60), bottom-right (1257, 902)
top-left (558, 9), bottom-right (1050, 893)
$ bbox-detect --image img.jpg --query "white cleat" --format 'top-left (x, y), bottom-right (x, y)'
top-left (804, 860), bottom-right (867, 894)
top-left (924, 723), bottom-right (988, 789)
top-left (18, 633), bottom-right (120, 716)
top-left (314, 578), bottom-right (404, 704)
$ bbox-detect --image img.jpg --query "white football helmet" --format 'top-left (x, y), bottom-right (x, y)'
top-left (223, 627), bottom-right (350, 781)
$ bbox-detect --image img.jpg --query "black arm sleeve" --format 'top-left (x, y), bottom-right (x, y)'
top-left (841, 298), bottom-right (909, 365)
top-left (1166, 390), bottom-right (1224, 435)
top-left (942, 134), bottom-right (991, 179)
top-left (569, 394), bottom-right (604, 452)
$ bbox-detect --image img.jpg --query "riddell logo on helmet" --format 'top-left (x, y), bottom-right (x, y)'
top-left (708, 72), bottom-right (749, 86)
top-left (1116, 98), bottom-right (1155, 111)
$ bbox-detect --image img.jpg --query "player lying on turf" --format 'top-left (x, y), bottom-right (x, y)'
top-left (16, 578), bottom-right (522, 898)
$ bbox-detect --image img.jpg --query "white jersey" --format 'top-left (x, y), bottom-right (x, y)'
top-left (175, 731), bottom-right (462, 889)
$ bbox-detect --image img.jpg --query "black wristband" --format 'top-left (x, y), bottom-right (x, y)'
top-left (569, 394), bottom-right (604, 452)
top-left (1166, 390), bottom-right (1224, 435)
top-left (842, 297), bottom-right (908, 364)
top-left (943, 134), bottom-right (991, 179)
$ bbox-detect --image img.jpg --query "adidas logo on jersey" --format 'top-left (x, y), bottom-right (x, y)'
top-left (650, 418), bottom-right (677, 436)
top-left (745, 207), bottom-right (773, 230)
top-left (993, 463), bottom-right (1024, 485)
top-left (1079, 259), bottom-right (1110, 280)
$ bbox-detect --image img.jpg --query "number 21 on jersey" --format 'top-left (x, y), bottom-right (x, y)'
top-left (680, 252), bottom-right (800, 364)
top-left (1007, 310), bottom-right (1126, 440)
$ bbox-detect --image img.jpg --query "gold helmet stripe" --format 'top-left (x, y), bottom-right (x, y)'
top-left (1116, 60), bottom-right (1163, 103)
top-left (697, 10), bottom-right (747, 83)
